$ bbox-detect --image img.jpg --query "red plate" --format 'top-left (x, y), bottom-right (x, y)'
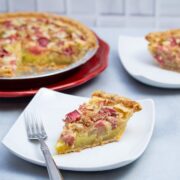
top-left (0, 37), bottom-right (109, 98)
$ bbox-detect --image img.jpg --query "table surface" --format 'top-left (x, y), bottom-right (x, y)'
top-left (0, 28), bottom-right (180, 180)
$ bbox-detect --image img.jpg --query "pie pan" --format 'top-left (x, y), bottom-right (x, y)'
top-left (0, 12), bottom-right (99, 81)
top-left (0, 36), bottom-right (100, 90)
top-left (0, 36), bottom-right (109, 97)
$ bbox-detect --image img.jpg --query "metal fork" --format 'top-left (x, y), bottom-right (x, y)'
top-left (24, 110), bottom-right (63, 180)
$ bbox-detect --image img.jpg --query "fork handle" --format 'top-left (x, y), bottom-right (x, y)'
top-left (39, 139), bottom-right (63, 180)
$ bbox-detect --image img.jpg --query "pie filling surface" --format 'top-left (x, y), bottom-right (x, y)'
top-left (146, 29), bottom-right (180, 72)
top-left (0, 12), bottom-right (98, 77)
top-left (56, 90), bottom-right (142, 154)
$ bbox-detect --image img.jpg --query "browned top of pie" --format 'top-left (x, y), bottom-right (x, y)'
top-left (63, 90), bottom-right (142, 131)
top-left (0, 12), bottom-right (98, 77)
top-left (56, 90), bottom-right (142, 150)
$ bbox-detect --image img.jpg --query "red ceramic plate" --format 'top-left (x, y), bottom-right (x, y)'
top-left (0, 37), bottom-right (109, 98)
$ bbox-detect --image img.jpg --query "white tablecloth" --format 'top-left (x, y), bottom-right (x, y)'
top-left (0, 28), bottom-right (179, 180)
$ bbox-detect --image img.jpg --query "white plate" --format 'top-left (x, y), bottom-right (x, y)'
top-left (118, 36), bottom-right (180, 88)
top-left (2, 88), bottom-right (155, 171)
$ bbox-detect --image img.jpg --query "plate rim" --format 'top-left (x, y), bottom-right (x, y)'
top-left (118, 35), bottom-right (180, 89)
top-left (2, 88), bottom-right (155, 171)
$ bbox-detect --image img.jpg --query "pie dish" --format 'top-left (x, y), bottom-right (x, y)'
top-left (0, 36), bottom-right (109, 97)
top-left (0, 12), bottom-right (98, 77)
top-left (146, 29), bottom-right (180, 72)
top-left (56, 90), bottom-right (142, 154)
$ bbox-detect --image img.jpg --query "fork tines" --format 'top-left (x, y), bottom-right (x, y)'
top-left (24, 110), bottom-right (47, 140)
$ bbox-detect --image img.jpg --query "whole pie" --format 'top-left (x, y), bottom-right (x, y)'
top-left (56, 90), bottom-right (142, 154)
top-left (0, 12), bottom-right (98, 77)
top-left (146, 29), bottom-right (180, 72)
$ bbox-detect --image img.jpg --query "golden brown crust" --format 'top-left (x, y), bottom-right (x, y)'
top-left (146, 29), bottom-right (180, 42)
top-left (92, 90), bottom-right (142, 112)
top-left (0, 67), bottom-right (14, 77)
top-left (0, 12), bottom-right (98, 50)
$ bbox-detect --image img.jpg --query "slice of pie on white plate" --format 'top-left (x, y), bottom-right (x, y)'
top-left (56, 90), bottom-right (142, 154)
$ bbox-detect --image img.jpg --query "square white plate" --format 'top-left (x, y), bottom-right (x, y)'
top-left (2, 88), bottom-right (155, 171)
top-left (119, 36), bottom-right (180, 88)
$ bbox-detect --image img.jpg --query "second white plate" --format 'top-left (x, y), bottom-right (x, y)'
top-left (2, 88), bottom-right (155, 171)
top-left (119, 36), bottom-right (180, 88)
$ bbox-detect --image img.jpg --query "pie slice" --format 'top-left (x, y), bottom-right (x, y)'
top-left (56, 90), bottom-right (142, 154)
top-left (146, 29), bottom-right (180, 72)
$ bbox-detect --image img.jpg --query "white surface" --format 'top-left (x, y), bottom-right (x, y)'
top-left (37, 0), bottom-right (65, 13)
top-left (118, 36), bottom-right (180, 88)
top-left (158, 0), bottom-right (180, 16)
top-left (8, 0), bottom-right (36, 11)
top-left (0, 28), bottom-right (180, 180)
top-left (1, 0), bottom-right (180, 28)
top-left (0, 28), bottom-right (179, 180)
top-left (2, 88), bottom-right (155, 171)
top-left (126, 0), bottom-right (154, 15)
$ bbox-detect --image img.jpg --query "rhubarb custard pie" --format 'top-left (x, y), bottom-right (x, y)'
top-left (56, 91), bottom-right (142, 154)
top-left (146, 29), bottom-right (180, 72)
top-left (0, 12), bottom-right (98, 77)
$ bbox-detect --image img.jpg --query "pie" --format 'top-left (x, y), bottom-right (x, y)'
top-left (56, 90), bottom-right (142, 154)
top-left (146, 29), bottom-right (180, 72)
top-left (0, 12), bottom-right (98, 77)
